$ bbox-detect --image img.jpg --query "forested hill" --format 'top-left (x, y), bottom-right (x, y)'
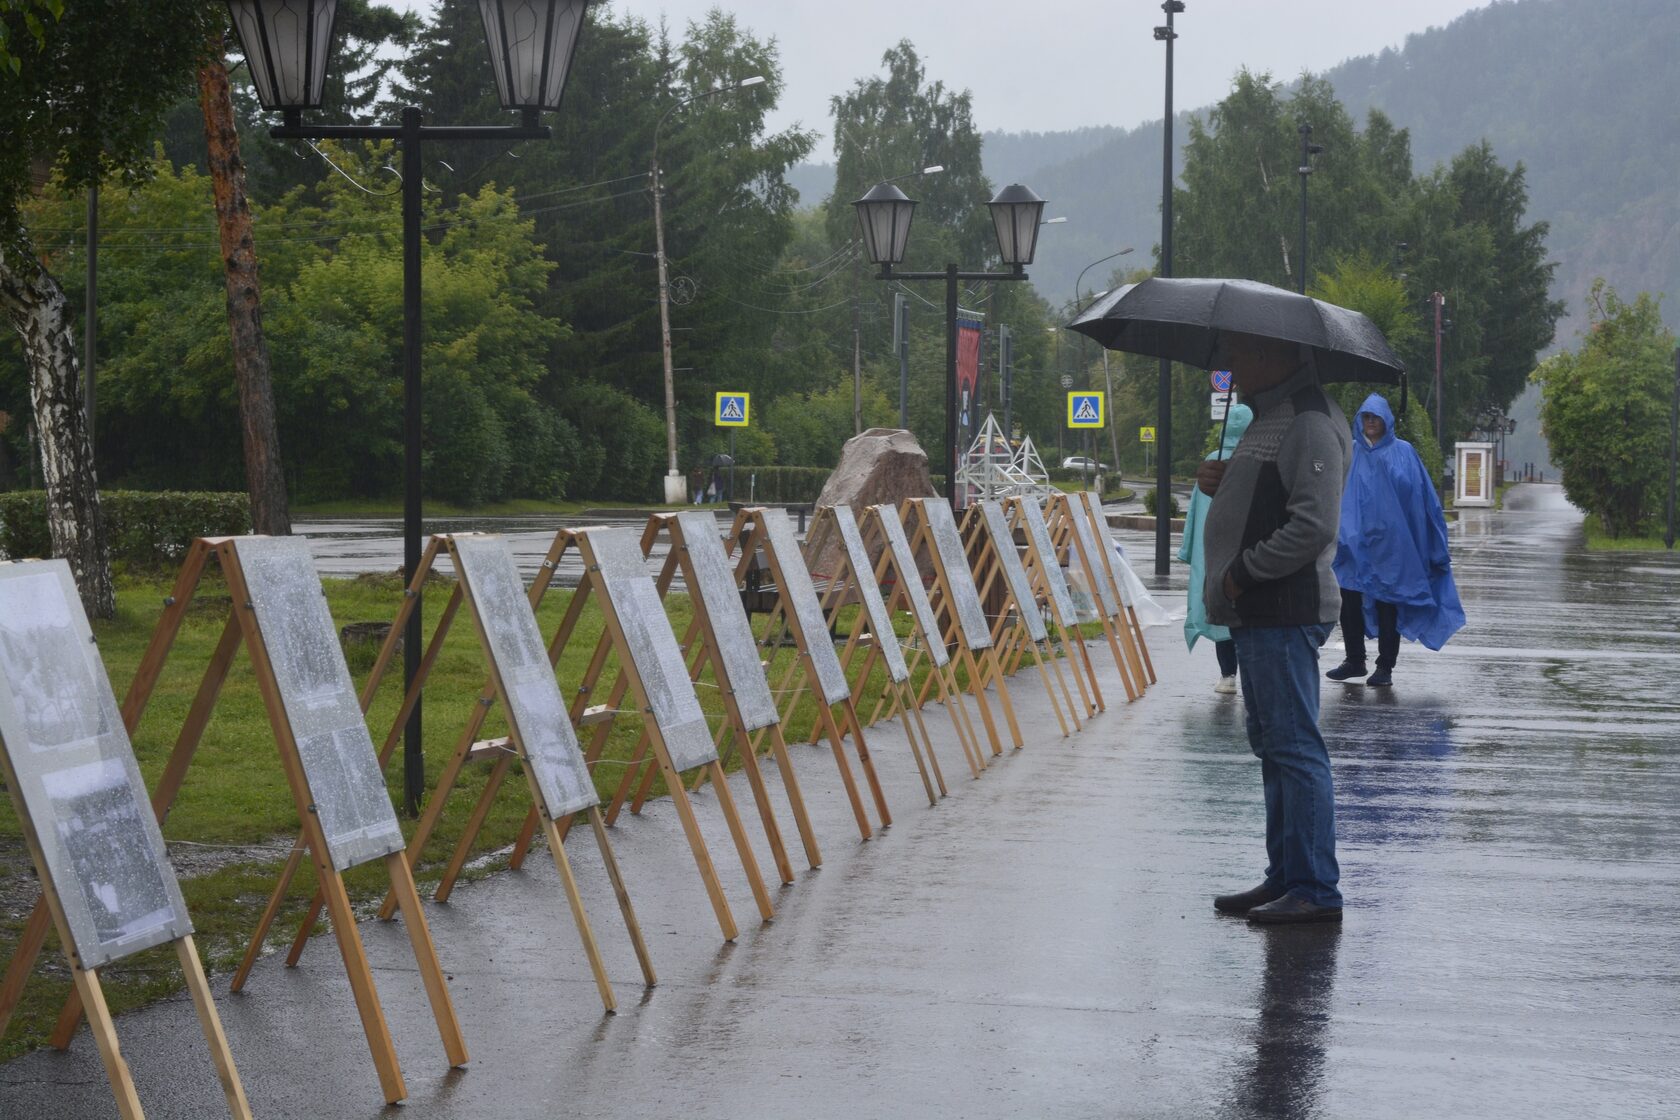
top-left (799, 0), bottom-right (1678, 342)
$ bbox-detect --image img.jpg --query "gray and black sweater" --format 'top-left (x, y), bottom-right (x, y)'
top-left (1202, 366), bottom-right (1351, 629)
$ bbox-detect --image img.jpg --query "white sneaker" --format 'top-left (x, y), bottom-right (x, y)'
top-left (1214, 675), bottom-right (1237, 695)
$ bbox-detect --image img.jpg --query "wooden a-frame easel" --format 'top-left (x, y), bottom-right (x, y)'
top-left (718, 505), bottom-right (891, 839)
top-left (1075, 489), bottom-right (1156, 685)
top-left (800, 503), bottom-right (947, 804)
top-left (590, 511), bottom-right (823, 881)
top-left (495, 524), bottom-right (772, 941)
top-left (244, 533), bottom-right (655, 1012)
top-left (16, 536), bottom-right (467, 1106)
top-left (1005, 495), bottom-right (1107, 717)
top-left (1045, 491), bottom-right (1150, 697)
top-left (960, 499), bottom-right (1080, 736)
top-left (856, 502), bottom-right (988, 779)
top-left (0, 558), bottom-right (252, 1120)
top-left (898, 498), bottom-right (1024, 754)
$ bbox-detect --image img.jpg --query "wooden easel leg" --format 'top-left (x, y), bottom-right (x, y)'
top-left (1072, 629), bottom-right (1105, 714)
top-left (230, 843), bottom-right (304, 987)
top-left (661, 756), bottom-right (739, 941)
top-left (933, 666), bottom-right (984, 778)
top-left (984, 650), bottom-right (1026, 749)
top-left (727, 724), bottom-right (795, 886)
top-left (587, 807), bottom-right (656, 988)
top-left (1129, 605), bottom-right (1157, 683)
top-left (707, 761), bottom-right (775, 922)
top-left (379, 716), bottom-right (488, 918)
top-left (69, 967), bottom-right (144, 1120)
top-left (538, 818), bottom-right (617, 1013)
top-left (1043, 642), bottom-right (1081, 732)
top-left (384, 854), bottom-right (470, 1067)
top-left (175, 936), bottom-right (254, 1119)
top-left (628, 744), bottom-right (664, 815)
top-left (961, 650), bottom-right (1006, 756)
top-left (0, 901), bottom-right (51, 1037)
top-left (319, 867), bottom-right (408, 1104)
top-left (898, 681), bottom-right (945, 800)
top-left (1029, 643), bottom-right (1072, 737)
top-left (1100, 615), bottom-right (1142, 701)
top-left (510, 805), bottom-right (543, 869)
top-left (815, 701), bottom-right (872, 841)
top-left (604, 732), bottom-right (652, 826)
top-left (435, 752), bottom-right (515, 904)
top-left (765, 724), bottom-right (822, 868)
top-left (838, 702), bottom-right (891, 829)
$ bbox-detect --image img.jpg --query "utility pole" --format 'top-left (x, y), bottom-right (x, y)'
top-left (652, 153), bottom-right (682, 502)
top-left (852, 248), bottom-right (863, 434)
top-left (894, 292), bottom-right (910, 428)
top-left (1296, 121), bottom-right (1323, 296)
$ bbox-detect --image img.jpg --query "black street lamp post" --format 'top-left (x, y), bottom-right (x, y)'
top-left (1296, 121), bottom-right (1324, 295)
top-left (1153, 0), bottom-right (1183, 575)
top-left (854, 181), bottom-right (1046, 513)
top-left (227, 0), bottom-right (588, 815)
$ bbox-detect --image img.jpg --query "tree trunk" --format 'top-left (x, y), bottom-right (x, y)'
top-left (0, 231), bottom-right (115, 618)
top-left (199, 38), bottom-right (291, 536)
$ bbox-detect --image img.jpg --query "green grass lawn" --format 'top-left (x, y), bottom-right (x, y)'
top-left (1582, 513), bottom-right (1673, 551)
top-left (1, 567), bottom-right (1077, 1059)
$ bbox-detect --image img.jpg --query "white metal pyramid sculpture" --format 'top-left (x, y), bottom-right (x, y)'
top-left (955, 413), bottom-right (1051, 503)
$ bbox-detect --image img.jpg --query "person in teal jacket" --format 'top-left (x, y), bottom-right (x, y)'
top-left (1178, 402), bottom-right (1253, 694)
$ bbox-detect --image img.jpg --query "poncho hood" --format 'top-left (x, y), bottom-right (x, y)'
top-left (1177, 402), bottom-right (1254, 650)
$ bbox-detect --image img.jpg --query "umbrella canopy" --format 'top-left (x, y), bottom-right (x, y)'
top-left (1067, 277), bottom-right (1405, 385)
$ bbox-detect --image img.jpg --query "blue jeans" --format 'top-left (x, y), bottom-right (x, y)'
top-left (1233, 623), bottom-right (1341, 908)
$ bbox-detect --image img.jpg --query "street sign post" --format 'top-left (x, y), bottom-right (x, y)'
top-left (714, 393), bottom-right (749, 427)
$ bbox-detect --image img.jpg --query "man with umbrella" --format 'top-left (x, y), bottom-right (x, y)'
top-left (1071, 278), bottom-right (1406, 926)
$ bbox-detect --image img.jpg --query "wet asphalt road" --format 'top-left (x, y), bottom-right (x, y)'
top-left (2, 484), bottom-right (1676, 1118)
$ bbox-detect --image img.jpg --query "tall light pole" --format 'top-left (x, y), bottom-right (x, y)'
top-left (855, 165), bottom-right (943, 436)
top-left (228, 0), bottom-right (586, 815)
top-left (653, 73), bottom-right (765, 503)
top-left (1153, 0), bottom-right (1183, 575)
top-left (856, 181), bottom-right (1047, 513)
top-left (1296, 121), bottom-right (1324, 295)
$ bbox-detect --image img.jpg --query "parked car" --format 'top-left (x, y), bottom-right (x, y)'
top-left (1061, 455), bottom-right (1111, 473)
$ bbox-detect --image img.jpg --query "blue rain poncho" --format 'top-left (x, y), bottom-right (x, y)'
top-left (1332, 394), bottom-right (1465, 650)
top-left (1178, 402), bottom-right (1252, 650)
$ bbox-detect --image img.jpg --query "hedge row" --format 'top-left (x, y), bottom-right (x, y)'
top-left (0, 491), bottom-right (252, 568)
top-left (731, 466), bottom-right (832, 504)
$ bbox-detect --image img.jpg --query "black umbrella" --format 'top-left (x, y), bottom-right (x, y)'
top-left (1068, 276), bottom-right (1405, 385)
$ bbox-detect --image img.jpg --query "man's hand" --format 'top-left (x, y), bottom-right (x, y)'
top-left (1223, 568), bottom-right (1241, 601)
top-left (1196, 459), bottom-right (1227, 497)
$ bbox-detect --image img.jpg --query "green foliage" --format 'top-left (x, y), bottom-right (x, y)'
top-left (1171, 69), bottom-right (1563, 460)
top-left (1534, 281), bottom-right (1674, 538)
top-left (763, 381), bottom-right (895, 468)
top-left (1143, 487), bottom-right (1181, 520)
top-left (0, 490), bottom-right (249, 567)
top-left (557, 381), bottom-right (665, 502)
top-left (732, 465), bottom-right (830, 504)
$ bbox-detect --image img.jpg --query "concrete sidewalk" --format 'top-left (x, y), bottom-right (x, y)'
top-left (2, 485), bottom-right (1676, 1118)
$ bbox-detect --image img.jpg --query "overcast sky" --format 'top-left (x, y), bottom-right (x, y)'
top-left (389, 0), bottom-right (1495, 157)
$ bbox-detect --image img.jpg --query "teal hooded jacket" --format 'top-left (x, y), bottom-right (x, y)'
top-left (1178, 402), bottom-right (1253, 650)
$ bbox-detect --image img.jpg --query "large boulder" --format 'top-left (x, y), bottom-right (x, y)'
top-left (806, 428), bottom-right (937, 587)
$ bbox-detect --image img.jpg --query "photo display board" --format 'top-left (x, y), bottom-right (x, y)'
top-left (1080, 491), bottom-right (1133, 608)
top-left (0, 561), bottom-right (192, 969)
top-left (233, 537), bottom-right (405, 872)
top-left (1063, 495), bottom-right (1120, 618)
top-left (586, 528), bottom-right (719, 773)
top-left (871, 506), bottom-right (950, 669)
top-left (830, 507), bottom-right (910, 683)
top-left (920, 500), bottom-right (993, 651)
top-left (674, 512), bottom-right (780, 732)
top-left (451, 536), bottom-right (599, 819)
top-left (759, 508), bottom-right (851, 705)
top-left (1017, 500), bottom-right (1079, 623)
top-left (979, 501), bottom-right (1048, 642)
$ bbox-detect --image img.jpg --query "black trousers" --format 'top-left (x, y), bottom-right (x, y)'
top-left (1340, 588), bottom-right (1399, 670)
top-left (1215, 638), bottom-right (1238, 677)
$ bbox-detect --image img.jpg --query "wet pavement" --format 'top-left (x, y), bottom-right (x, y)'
top-left (3, 484), bottom-right (1677, 1118)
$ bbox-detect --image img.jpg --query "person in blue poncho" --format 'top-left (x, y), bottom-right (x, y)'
top-left (1178, 402), bottom-right (1252, 695)
top-left (1326, 394), bottom-right (1465, 687)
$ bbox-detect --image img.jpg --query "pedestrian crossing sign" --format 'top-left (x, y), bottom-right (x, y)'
top-left (715, 392), bottom-right (749, 427)
top-left (1068, 391), bottom-right (1104, 428)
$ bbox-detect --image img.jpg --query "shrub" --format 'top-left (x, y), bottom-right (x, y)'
top-left (0, 491), bottom-right (252, 568)
top-left (734, 465), bottom-right (831, 504)
top-left (1143, 488), bottom-right (1182, 519)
